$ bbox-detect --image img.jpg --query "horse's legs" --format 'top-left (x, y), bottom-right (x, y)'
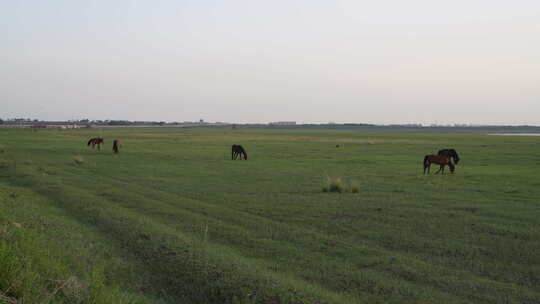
top-left (435, 164), bottom-right (444, 174)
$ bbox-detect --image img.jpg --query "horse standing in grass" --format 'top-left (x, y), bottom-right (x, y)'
top-left (87, 138), bottom-right (104, 150)
top-left (423, 155), bottom-right (455, 174)
top-left (112, 140), bottom-right (120, 154)
top-left (231, 145), bottom-right (248, 160)
top-left (438, 149), bottom-right (460, 165)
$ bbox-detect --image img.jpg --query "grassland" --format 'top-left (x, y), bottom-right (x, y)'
top-left (0, 127), bottom-right (539, 304)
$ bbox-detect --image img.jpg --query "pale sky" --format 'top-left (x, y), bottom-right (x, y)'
top-left (1, 1), bottom-right (539, 125)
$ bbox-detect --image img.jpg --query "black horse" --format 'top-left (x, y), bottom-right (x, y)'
top-left (437, 149), bottom-right (460, 165)
top-left (87, 138), bottom-right (104, 150)
top-left (231, 145), bottom-right (248, 160)
top-left (112, 139), bottom-right (120, 154)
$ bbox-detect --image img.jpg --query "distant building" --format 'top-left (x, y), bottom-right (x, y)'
top-left (269, 121), bottom-right (296, 126)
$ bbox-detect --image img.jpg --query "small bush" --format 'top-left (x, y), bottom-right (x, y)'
top-left (73, 155), bottom-right (84, 165)
top-left (323, 176), bottom-right (359, 193)
top-left (322, 177), bottom-right (344, 193)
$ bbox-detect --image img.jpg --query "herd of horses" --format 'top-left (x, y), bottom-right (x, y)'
top-left (86, 138), bottom-right (460, 174)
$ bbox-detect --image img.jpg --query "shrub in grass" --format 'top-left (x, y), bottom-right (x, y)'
top-left (73, 155), bottom-right (84, 165)
top-left (323, 176), bottom-right (359, 193)
top-left (323, 177), bottom-right (344, 193)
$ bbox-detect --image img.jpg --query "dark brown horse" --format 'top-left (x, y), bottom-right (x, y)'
top-left (423, 155), bottom-right (455, 174)
top-left (231, 144), bottom-right (248, 160)
top-left (87, 138), bottom-right (104, 150)
top-left (112, 140), bottom-right (120, 154)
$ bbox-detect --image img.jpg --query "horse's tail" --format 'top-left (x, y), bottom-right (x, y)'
top-left (87, 138), bottom-right (94, 146)
top-left (423, 155), bottom-right (430, 166)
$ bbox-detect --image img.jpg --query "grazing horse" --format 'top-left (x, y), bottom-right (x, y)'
top-left (87, 138), bottom-right (104, 150)
top-left (231, 144), bottom-right (248, 160)
top-left (438, 149), bottom-right (460, 165)
top-left (112, 140), bottom-right (120, 154)
top-left (423, 155), bottom-right (455, 174)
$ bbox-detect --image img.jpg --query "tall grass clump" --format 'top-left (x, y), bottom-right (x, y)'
top-left (322, 176), bottom-right (344, 193)
top-left (322, 176), bottom-right (359, 193)
top-left (73, 154), bottom-right (84, 165)
top-left (350, 182), bottom-right (360, 193)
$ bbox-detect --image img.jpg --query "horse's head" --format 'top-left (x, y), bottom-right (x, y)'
top-left (449, 162), bottom-right (455, 173)
top-left (450, 149), bottom-right (460, 164)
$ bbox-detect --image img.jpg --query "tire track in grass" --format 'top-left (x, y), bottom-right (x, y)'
top-left (80, 169), bottom-right (540, 303)
top-left (5, 132), bottom-right (540, 302)
top-left (50, 168), bottom-right (540, 303)
top-left (8, 155), bottom-right (539, 303)
top-left (1, 169), bottom-right (358, 304)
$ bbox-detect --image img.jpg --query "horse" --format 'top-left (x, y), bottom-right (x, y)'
top-left (423, 155), bottom-right (455, 174)
top-left (112, 140), bottom-right (120, 154)
top-left (438, 149), bottom-right (460, 165)
top-left (231, 144), bottom-right (248, 160)
top-left (87, 138), bottom-right (104, 150)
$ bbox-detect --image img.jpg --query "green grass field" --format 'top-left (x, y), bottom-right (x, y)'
top-left (1, 127), bottom-right (539, 304)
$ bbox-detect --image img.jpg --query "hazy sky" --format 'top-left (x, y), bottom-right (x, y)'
top-left (2, 1), bottom-right (539, 125)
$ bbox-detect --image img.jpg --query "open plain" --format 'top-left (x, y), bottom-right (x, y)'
top-left (1, 127), bottom-right (539, 303)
